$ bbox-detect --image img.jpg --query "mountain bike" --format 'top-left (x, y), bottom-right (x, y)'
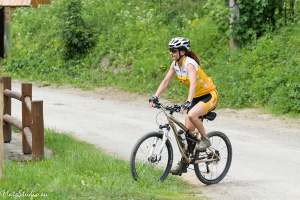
top-left (130, 100), bottom-right (232, 185)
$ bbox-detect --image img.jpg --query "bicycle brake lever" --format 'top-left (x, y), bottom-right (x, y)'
top-left (154, 103), bottom-right (161, 109)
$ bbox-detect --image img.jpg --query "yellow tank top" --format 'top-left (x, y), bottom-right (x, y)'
top-left (173, 56), bottom-right (216, 97)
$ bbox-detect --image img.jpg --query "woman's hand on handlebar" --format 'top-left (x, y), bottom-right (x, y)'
top-left (149, 95), bottom-right (159, 108)
top-left (181, 101), bottom-right (192, 113)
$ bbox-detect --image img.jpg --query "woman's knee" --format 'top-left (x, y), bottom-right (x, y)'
top-left (189, 104), bottom-right (207, 118)
top-left (187, 111), bottom-right (198, 122)
top-left (186, 126), bottom-right (195, 132)
top-left (185, 117), bottom-right (195, 131)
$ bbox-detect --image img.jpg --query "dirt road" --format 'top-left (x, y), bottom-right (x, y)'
top-left (11, 82), bottom-right (300, 200)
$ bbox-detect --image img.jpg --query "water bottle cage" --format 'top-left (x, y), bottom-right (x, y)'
top-left (177, 130), bottom-right (188, 151)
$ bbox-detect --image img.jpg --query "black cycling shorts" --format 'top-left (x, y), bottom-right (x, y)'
top-left (187, 91), bottom-right (218, 114)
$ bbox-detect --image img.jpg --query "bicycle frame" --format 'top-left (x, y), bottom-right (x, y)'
top-left (167, 115), bottom-right (191, 163)
top-left (157, 107), bottom-right (192, 163)
top-left (150, 103), bottom-right (220, 166)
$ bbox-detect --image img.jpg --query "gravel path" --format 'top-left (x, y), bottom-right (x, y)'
top-left (10, 82), bottom-right (300, 200)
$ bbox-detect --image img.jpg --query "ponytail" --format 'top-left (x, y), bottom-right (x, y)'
top-left (185, 51), bottom-right (201, 65)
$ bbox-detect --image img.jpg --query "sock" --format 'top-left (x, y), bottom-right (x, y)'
top-left (191, 131), bottom-right (201, 141)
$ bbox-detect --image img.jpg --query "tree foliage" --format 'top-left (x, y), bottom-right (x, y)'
top-left (206, 0), bottom-right (297, 45)
top-left (232, 0), bottom-right (297, 45)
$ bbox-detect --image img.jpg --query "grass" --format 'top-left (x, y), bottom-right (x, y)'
top-left (0, 129), bottom-right (203, 200)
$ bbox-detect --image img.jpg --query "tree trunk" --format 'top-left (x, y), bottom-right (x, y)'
top-left (4, 7), bottom-right (11, 57)
top-left (289, 0), bottom-right (295, 20)
top-left (229, 0), bottom-right (239, 49)
top-left (0, 7), bottom-right (4, 58)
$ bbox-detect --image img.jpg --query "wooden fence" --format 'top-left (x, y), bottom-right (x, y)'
top-left (1, 76), bottom-right (44, 160)
top-left (0, 81), bottom-right (3, 178)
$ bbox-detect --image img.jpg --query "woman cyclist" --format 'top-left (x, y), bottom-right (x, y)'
top-left (149, 37), bottom-right (218, 175)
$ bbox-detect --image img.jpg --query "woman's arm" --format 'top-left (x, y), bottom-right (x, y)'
top-left (154, 65), bottom-right (175, 97)
top-left (187, 63), bottom-right (197, 102)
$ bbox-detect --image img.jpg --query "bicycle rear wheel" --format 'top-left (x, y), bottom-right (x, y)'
top-left (130, 132), bottom-right (173, 182)
top-left (194, 131), bottom-right (232, 185)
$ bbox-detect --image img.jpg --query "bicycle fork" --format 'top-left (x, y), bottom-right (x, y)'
top-left (147, 126), bottom-right (170, 161)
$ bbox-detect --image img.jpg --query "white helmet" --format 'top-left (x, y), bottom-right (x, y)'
top-left (168, 37), bottom-right (190, 51)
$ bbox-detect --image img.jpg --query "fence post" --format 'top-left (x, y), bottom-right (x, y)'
top-left (22, 83), bottom-right (32, 154)
top-left (2, 77), bottom-right (11, 143)
top-left (31, 101), bottom-right (44, 160)
top-left (0, 82), bottom-right (4, 178)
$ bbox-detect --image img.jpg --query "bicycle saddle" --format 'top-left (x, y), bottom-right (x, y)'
top-left (202, 111), bottom-right (217, 121)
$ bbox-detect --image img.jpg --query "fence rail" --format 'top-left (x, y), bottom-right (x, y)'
top-left (1, 76), bottom-right (44, 160)
top-left (0, 82), bottom-right (3, 178)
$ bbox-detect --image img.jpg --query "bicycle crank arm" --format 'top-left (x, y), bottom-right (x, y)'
top-left (194, 158), bottom-right (218, 164)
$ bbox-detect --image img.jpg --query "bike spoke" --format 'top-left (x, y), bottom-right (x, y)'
top-left (195, 133), bottom-right (231, 183)
top-left (133, 135), bottom-right (169, 181)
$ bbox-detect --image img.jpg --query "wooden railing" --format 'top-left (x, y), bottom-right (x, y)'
top-left (0, 81), bottom-right (3, 177)
top-left (1, 76), bottom-right (44, 160)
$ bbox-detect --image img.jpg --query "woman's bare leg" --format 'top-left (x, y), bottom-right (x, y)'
top-left (171, 103), bottom-right (208, 175)
top-left (187, 102), bottom-right (208, 139)
top-left (185, 116), bottom-right (196, 133)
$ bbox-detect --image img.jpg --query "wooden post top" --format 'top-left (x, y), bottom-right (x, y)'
top-left (0, 0), bottom-right (50, 7)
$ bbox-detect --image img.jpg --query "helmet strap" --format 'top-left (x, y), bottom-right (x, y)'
top-left (176, 51), bottom-right (185, 64)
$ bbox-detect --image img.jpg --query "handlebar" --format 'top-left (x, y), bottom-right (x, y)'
top-left (151, 100), bottom-right (182, 114)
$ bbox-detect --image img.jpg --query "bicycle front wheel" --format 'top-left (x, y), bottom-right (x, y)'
top-left (194, 131), bottom-right (232, 185)
top-left (130, 132), bottom-right (173, 182)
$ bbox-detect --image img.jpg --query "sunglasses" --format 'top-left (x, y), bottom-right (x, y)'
top-left (169, 49), bottom-right (178, 53)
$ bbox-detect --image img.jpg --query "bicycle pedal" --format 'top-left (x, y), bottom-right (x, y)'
top-left (171, 172), bottom-right (182, 176)
top-left (187, 167), bottom-right (194, 171)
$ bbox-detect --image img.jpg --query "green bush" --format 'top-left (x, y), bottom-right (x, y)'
top-left (205, 0), bottom-right (299, 46)
top-left (209, 23), bottom-right (300, 114)
top-left (204, 0), bottom-right (230, 35)
top-left (62, 0), bottom-right (95, 60)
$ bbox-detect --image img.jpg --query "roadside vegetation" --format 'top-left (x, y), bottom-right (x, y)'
top-left (1, 129), bottom-right (200, 200)
top-left (1, 0), bottom-right (299, 115)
